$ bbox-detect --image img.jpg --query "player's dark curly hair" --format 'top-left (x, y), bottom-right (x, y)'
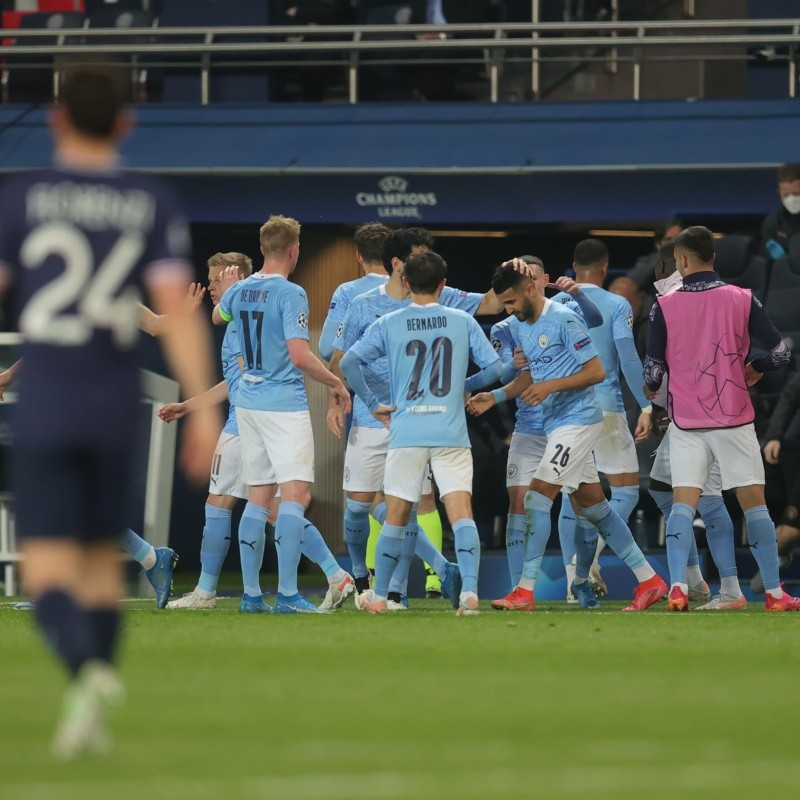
top-left (381, 227), bottom-right (434, 273)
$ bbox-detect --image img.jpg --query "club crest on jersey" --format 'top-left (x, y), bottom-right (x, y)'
top-left (297, 312), bottom-right (308, 329)
top-left (538, 334), bottom-right (548, 348)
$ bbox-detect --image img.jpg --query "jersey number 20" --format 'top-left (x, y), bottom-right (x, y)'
top-left (406, 336), bottom-right (453, 401)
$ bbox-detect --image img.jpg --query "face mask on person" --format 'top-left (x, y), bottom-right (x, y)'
top-left (653, 271), bottom-right (683, 296)
top-left (782, 194), bottom-right (800, 215)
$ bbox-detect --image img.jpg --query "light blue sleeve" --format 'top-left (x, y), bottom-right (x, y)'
top-left (280, 285), bottom-right (310, 342)
top-left (334, 302), bottom-right (361, 353)
top-left (615, 334), bottom-right (650, 409)
top-left (217, 282), bottom-right (239, 323)
top-left (464, 317), bottom-right (503, 391)
top-left (570, 291), bottom-right (603, 329)
top-left (612, 297), bottom-right (635, 341)
top-left (563, 317), bottom-right (599, 366)
top-left (318, 285), bottom-right (346, 360)
top-left (339, 320), bottom-right (386, 411)
top-left (441, 286), bottom-right (483, 315)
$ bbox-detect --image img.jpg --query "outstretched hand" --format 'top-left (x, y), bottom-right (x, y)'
top-left (466, 392), bottom-right (495, 417)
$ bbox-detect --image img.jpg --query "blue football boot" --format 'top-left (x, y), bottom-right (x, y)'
top-left (273, 592), bottom-right (330, 614)
top-left (144, 547), bottom-right (178, 609)
top-left (571, 580), bottom-right (600, 610)
top-left (239, 594), bottom-right (272, 613)
top-left (441, 562), bottom-right (462, 610)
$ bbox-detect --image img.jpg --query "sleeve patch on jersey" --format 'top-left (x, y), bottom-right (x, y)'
top-left (627, 314), bottom-right (634, 328)
top-left (491, 338), bottom-right (502, 351)
top-left (297, 312), bottom-right (309, 329)
top-left (574, 337), bottom-right (591, 350)
top-left (329, 301), bottom-right (336, 310)
top-left (336, 322), bottom-right (344, 339)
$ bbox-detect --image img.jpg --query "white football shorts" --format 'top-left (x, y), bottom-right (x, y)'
top-left (208, 431), bottom-right (248, 499)
top-left (668, 423), bottom-right (764, 491)
top-left (236, 408), bottom-right (315, 485)
top-left (506, 432), bottom-right (548, 488)
top-left (384, 446), bottom-right (472, 503)
top-left (650, 424), bottom-right (722, 496)
top-left (534, 422), bottom-right (602, 493)
top-left (593, 411), bottom-right (640, 475)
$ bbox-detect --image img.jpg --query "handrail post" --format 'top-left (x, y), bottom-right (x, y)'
top-left (201, 31), bottom-right (212, 106)
top-left (490, 27), bottom-right (502, 103)
top-left (791, 23), bottom-right (798, 99)
top-left (531, 0), bottom-right (540, 99)
top-left (349, 29), bottom-right (361, 104)
top-left (607, 0), bottom-right (619, 75)
top-left (633, 25), bottom-right (643, 100)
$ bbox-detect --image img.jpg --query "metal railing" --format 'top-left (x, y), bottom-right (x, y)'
top-left (0, 18), bottom-right (798, 104)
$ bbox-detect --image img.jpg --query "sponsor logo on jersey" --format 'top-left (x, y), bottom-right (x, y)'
top-left (355, 175), bottom-right (438, 220)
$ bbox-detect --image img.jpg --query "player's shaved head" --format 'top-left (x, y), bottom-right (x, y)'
top-left (573, 239), bottom-right (609, 270)
top-left (655, 238), bottom-right (677, 280)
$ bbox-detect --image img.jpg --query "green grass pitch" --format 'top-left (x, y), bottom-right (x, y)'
top-left (1, 594), bottom-right (799, 800)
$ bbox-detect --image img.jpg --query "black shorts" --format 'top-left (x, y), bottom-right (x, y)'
top-left (14, 443), bottom-right (135, 543)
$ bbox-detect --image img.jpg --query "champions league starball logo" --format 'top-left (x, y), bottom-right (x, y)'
top-left (695, 335), bottom-right (751, 423)
top-left (355, 176), bottom-right (438, 220)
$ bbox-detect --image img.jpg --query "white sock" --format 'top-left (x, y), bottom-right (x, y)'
top-left (633, 563), bottom-right (656, 582)
top-left (565, 562), bottom-right (576, 591)
top-left (720, 576), bottom-right (742, 597)
top-left (140, 547), bottom-right (157, 570)
top-left (328, 568), bottom-right (348, 585)
top-left (686, 565), bottom-right (704, 586)
top-left (766, 587), bottom-right (783, 599)
top-left (518, 577), bottom-right (535, 591)
top-left (459, 590), bottom-right (478, 604)
top-left (194, 587), bottom-right (215, 600)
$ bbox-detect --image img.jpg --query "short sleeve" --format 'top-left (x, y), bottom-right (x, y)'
top-left (612, 297), bottom-right (634, 341)
top-left (440, 286), bottom-right (483, 315)
top-left (325, 284), bottom-right (349, 328)
top-left (280, 285), bottom-right (310, 342)
top-left (563, 317), bottom-right (599, 365)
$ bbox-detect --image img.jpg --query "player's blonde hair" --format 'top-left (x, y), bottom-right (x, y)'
top-left (207, 251), bottom-right (253, 278)
top-left (259, 215), bottom-right (301, 257)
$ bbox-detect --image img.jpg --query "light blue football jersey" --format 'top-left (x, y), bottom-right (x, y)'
top-left (514, 299), bottom-right (603, 434)
top-left (218, 273), bottom-right (310, 412)
top-left (221, 319), bottom-right (242, 435)
top-left (552, 284), bottom-right (636, 413)
top-left (335, 283), bottom-right (483, 429)
top-left (348, 303), bottom-right (499, 448)
top-left (490, 317), bottom-right (545, 437)
top-left (318, 272), bottom-right (388, 360)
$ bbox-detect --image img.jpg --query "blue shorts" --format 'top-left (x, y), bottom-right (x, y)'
top-left (14, 444), bottom-right (135, 543)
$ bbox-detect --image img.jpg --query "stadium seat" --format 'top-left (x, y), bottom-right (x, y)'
top-left (159, 0), bottom-right (269, 104)
top-left (84, 0), bottom-right (147, 13)
top-left (713, 234), bottom-right (769, 301)
top-left (1, 11), bottom-right (86, 104)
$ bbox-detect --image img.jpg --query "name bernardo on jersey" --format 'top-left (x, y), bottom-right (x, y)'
top-left (406, 315), bottom-right (448, 331)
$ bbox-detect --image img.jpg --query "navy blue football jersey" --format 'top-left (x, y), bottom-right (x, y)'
top-left (0, 167), bottom-right (192, 445)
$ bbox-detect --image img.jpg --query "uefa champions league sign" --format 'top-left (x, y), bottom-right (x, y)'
top-left (355, 175), bottom-right (438, 220)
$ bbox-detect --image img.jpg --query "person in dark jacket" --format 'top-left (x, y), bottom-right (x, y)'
top-left (761, 163), bottom-right (800, 261)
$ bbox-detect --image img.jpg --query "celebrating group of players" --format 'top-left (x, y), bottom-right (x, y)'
top-left (168, 216), bottom-right (800, 617)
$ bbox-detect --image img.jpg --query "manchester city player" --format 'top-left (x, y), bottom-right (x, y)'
top-left (0, 61), bottom-right (220, 758)
top-left (329, 227), bottom-right (507, 604)
top-left (469, 265), bottom-right (668, 612)
top-left (340, 251), bottom-right (503, 615)
top-left (318, 222), bottom-right (390, 361)
top-left (551, 239), bottom-right (653, 597)
top-left (214, 215), bottom-right (351, 613)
